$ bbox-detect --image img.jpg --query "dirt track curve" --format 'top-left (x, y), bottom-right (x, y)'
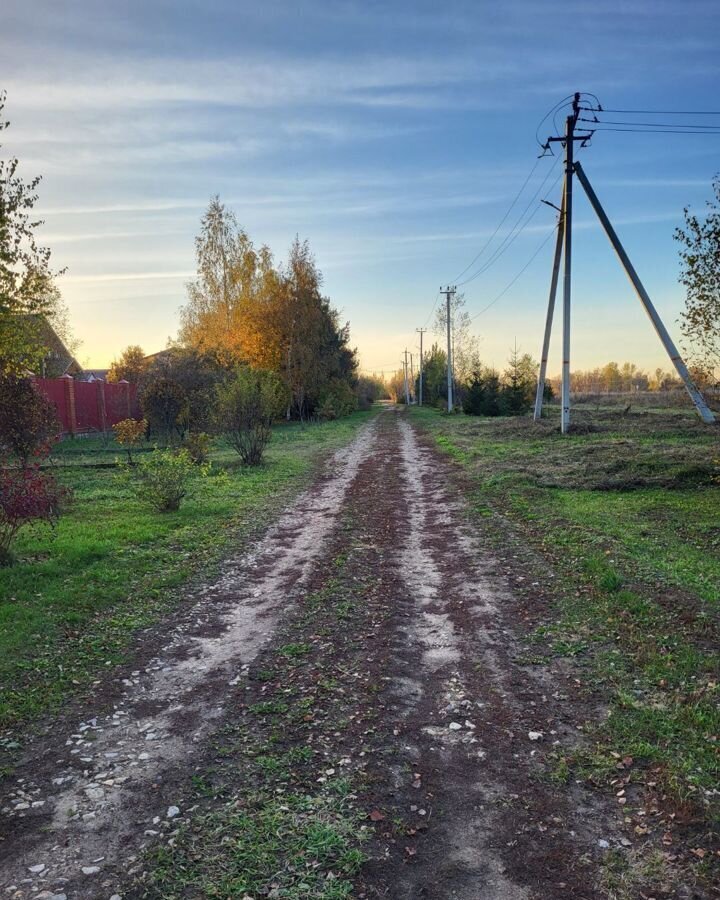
top-left (1, 407), bottom-right (629, 899)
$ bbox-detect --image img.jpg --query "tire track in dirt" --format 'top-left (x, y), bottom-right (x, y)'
top-left (358, 412), bottom-right (613, 899)
top-left (0, 417), bottom-right (379, 900)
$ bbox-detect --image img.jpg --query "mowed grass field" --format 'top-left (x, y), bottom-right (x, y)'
top-left (411, 401), bottom-right (720, 829)
top-left (0, 412), bottom-right (375, 735)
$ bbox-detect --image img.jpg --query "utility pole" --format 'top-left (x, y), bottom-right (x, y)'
top-left (416, 328), bottom-right (426, 406)
top-left (409, 352), bottom-right (415, 403)
top-left (560, 95), bottom-right (578, 433)
top-left (403, 349), bottom-right (410, 406)
top-left (440, 285), bottom-right (456, 411)
top-left (534, 190), bottom-right (566, 420)
top-left (542, 92), bottom-right (593, 432)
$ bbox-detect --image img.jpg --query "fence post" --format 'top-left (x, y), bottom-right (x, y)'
top-left (118, 379), bottom-right (131, 418)
top-left (62, 374), bottom-right (77, 435)
top-left (96, 380), bottom-right (108, 433)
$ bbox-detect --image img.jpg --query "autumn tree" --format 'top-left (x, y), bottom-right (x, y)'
top-left (107, 345), bottom-right (147, 383)
top-left (675, 176), bottom-right (720, 379)
top-left (0, 93), bottom-right (64, 375)
top-left (180, 198), bottom-right (273, 365)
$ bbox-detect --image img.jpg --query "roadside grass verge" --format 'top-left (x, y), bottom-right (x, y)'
top-left (410, 405), bottom-right (720, 828)
top-left (0, 411), bottom-right (375, 734)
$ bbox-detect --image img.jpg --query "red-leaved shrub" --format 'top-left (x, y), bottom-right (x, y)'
top-left (0, 466), bottom-right (70, 566)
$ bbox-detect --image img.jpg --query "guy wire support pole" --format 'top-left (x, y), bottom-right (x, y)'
top-left (403, 349), bottom-right (410, 406)
top-left (534, 188), bottom-right (566, 420)
top-left (416, 328), bottom-right (426, 406)
top-left (440, 285), bottom-right (456, 411)
top-left (573, 161), bottom-right (716, 424)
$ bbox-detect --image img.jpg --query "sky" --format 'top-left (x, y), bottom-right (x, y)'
top-left (2, 0), bottom-right (720, 374)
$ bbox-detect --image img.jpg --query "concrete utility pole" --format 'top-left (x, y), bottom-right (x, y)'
top-left (440, 285), bottom-right (456, 411)
top-left (534, 190), bottom-right (566, 420)
top-left (416, 328), bottom-right (426, 406)
top-left (409, 352), bottom-right (415, 402)
top-left (403, 349), bottom-right (410, 406)
top-left (542, 92), bottom-right (593, 432)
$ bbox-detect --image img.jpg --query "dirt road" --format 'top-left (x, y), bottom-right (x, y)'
top-left (1, 408), bottom-right (633, 898)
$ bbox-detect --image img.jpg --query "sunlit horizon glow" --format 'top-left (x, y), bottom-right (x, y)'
top-left (3, 0), bottom-right (719, 375)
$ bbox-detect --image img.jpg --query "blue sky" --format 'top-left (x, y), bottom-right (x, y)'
top-left (2, 0), bottom-right (719, 373)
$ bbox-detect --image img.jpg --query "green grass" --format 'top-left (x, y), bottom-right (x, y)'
top-left (0, 412), bottom-right (375, 730)
top-left (411, 404), bottom-right (720, 821)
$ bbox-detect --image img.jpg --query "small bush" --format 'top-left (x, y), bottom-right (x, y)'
top-left (183, 431), bottom-right (211, 465)
top-left (113, 417), bottom-right (147, 464)
top-left (318, 379), bottom-right (357, 421)
top-left (0, 375), bottom-right (59, 466)
top-left (0, 467), bottom-right (70, 566)
top-left (141, 378), bottom-right (189, 443)
top-left (121, 448), bottom-right (200, 512)
top-left (215, 368), bottom-right (287, 466)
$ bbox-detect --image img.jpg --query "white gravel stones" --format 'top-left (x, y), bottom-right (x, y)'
top-left (166, 805), bottom-right (180, 818)
top-left (81, 865), bottom-right (101, 875)
top-left (528, 731), bottom-right (544, 741)
top-left (28, 864), bottom-right (46, 874)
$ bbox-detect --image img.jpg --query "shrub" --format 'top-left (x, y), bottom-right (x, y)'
top-left (317, 379), bottom-right (357, 421)
top-left (0, 466), bottom-right (69, 566)
top-left (121, 448), bottom-right (199, 512)
top-left (113, 417), bottom-right (147, 464)
top-left (0, 375), bottom-right (59, 466)
top-left (464, 372), bottom-right (501, 417)
top-left (215, 368), bottom-right (287, 466)
top-left (183, 431), bottom-right (211, 465)
top-left (141, 378), bottom-right (189, 443)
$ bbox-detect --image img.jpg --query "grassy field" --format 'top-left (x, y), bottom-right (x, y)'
top-left (0, 412), bottom-right (375, 734)
top-left (411, 402), bottom-right (720, 828)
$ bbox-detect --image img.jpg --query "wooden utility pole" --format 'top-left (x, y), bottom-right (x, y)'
top-left (440, 285), bottom-right (456, 411)
top-left (416, 328), bottom-right (426, 406)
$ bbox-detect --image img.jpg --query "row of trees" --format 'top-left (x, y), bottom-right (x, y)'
top-left (106, 199), bottom-right (362, 434)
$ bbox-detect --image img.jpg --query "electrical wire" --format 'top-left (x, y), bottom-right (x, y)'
top-left (457, 162), bottom-right (563, 287)
top-left (599, 108), bottom-right (720, 116)
top-left (467, 224), bottom-right (559, 324)
top-left (421, 289), bottom-right (441, 329)
top-left (451, 156), bottom-right (544, 283)
top-left (589, 126), bottom-right (720, 135)
top-left (579, 117), bottom-right (720, 130)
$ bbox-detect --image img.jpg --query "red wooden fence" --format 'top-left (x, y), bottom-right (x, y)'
top-left (33, 376), bottom-right (141, 435)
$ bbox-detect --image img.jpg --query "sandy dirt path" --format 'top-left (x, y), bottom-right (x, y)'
top-left (2, 408), bottom-right (635, 899)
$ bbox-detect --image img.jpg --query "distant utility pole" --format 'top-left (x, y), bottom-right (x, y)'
top-left (409, 352), bottom-right (415, 402)
top-left (440, 285), bottom-right (456, 411)
top-left (403, 349), bottom-right (410, 406)
top-left (416, 328), bottom-right (426, 406)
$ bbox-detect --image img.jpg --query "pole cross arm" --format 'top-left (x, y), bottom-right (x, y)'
top-left (573, 161), bottom-right (716, 425)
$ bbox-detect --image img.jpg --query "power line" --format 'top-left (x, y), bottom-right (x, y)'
top-left (599, 108), bottom-right (720, 116)
top-left (458, 163), bottom-right (563, 286)
top-left (468, 224), bottom-right (559, 323)
top-left (451, 155), bottom-right (544, 282)
top-left (579, 117), bottom-right (720, 130)
top-left (589, 126), bottom-right (720, 135)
